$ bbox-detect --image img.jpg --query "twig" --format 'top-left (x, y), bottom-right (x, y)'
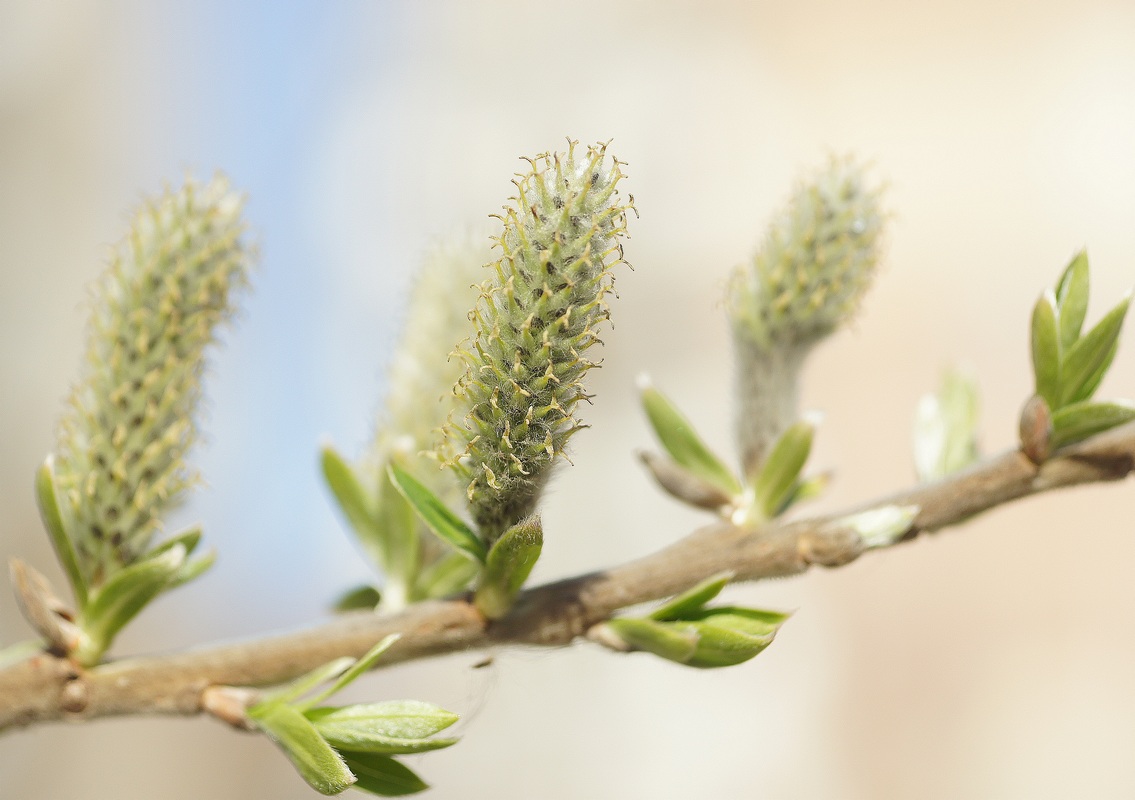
top-left (1, 421), bottom-right (1132, 733)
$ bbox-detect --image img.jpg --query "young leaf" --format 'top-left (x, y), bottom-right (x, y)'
top-left (650, 572), bottom-right (734, 621)
top-left (1069, 338), bottom-right (1118, 405)
top-left (168, 550), bottom-right (216, 589)
top-left (603, 618), bottom-right (699, 663)
top-left (307, 704), bottom-right (458, 754)
top-left (836, 504), bottom-right (920, 549)
top-left (415, 552), bottom-right (478, 600)
top-left (1031, 291), bottom-right (1062, 410)
top-left (474, 517), bottom-right (543, 620)
top-left (1060, 294), bottom-right (1130, 406)
top-left (912, 370), bottom-right (979, 482)
top-left (259, 657), bottom-right (355, 707)
top-left (638, 451), bottom-right (735, 512)
top-left (776, 472), bottom-right (831, 515)
top-left (322, 446), bottom-right (384, 567)
top-left (300, 634), bottom-right (401, 710)
top-left (751, 419), bottom-right (815, 520)
top-left (74, 544), bottom-right (186, 666)
top-left (249, 702), bottom-right (356, 796)
top-left (145, 526), bottom-right (203, 559)
top-left (333, 585), bottom-right (383, 613)
top-left (683, 619), bottom-right (778, 668)
top-left (639, 378), bottom-right (742, 496)
top-left (373, 461), bottom-right (420, 604)
top-left (1055, 250), bottom-right (1090, 349)
top-left (1051, 400), bottom-right (1135, 448)
top-left (342, 751), bottom-right (429, 797)
top-left (387, 464), bottom-right (486, 564)
top-left (34, 457), bottom-right (87, 609)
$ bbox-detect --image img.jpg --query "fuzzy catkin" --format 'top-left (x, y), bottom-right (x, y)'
top-left (442, 141), bottom-right (633, 541)
top-left (727, 157), bottom-right (885, 474)
top-left (54, 176), bottom-right (250, 586)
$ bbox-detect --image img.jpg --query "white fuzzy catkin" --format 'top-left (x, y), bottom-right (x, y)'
top-left (54, 176), bottom-right (250, 586)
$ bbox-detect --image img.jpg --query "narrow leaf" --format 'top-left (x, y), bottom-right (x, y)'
top-left (75, 544), bottom-right (186, 665)
top-left (1051, 400), bottom-right (1135, 448)
top-left (249, 702), bottom-right (356, 795)
top-left (1055, 250), bottom-right (1090, 349)
top-left (603, 617), bottom-right (699, 663)
top-left (300, 634), bottom-right (401, 710)
top-left (1070, 338), bottom-right (1118, 405)
top-left (1031, 291), bottom-right (1062, 410)
top-left (168, 550), bottom-right (216, 589)
top-left (307, 703), bottom-right (458, 754)
top-left (388, 464), bottom-right (485, 564)
top-left (650, 572), bottom-right (734, 621)
top-left (322, 446), bottom-right (384, 566)
top-left (416, 552), bottom-right (478, 600)
top-left (342, 752), bottom-right (429, 796)
top-left (34, 457), bottom-right (86, 608)
top-left (474, 517), bottom-right (543, 620)
top-left (777, 472), bottom-right (831, 515)
top-left (146, 526), bottom-right (203, 559)
top-left (259, 657), bottom-right (355, 707)
top-left (1061, 294), bottom-right (1130, 406)
top-left (751, 419), bottom-right (815, 520)
top-left (638, 451), bottom-right (734, 512)
top-left (333, 585), bottom-right (383, 613)
top-left (374, 460), bottom-right (420, 601)
top-left (639, 378), bottom-right (742, 496)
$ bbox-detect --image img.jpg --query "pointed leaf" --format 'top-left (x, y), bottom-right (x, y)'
top-left (1070, 338), bottom-right (1118, 404)
top-left (1055, 250), bottom-right (1090, 349)
top-left (416, 552), bottom-right (478, 600)
top-left (603, 617), bottom-right (699, 663)
top-left (373, 461), bottom-right (420, 601)
top-left (1051, 400), bottom-right (1135, 448)
top-left (639, 379), bottom-right (742, 496)
top-left (35, 457), bottom-right (87, 608)
top-left (777, 472), bottom-right (831, 515)
top-left (342, 752), bottom-right (429, 796)
top-left (684, 618), bottom-right (779, 669)
top-left (474, 517), bottom-right (543, 620)
top-left (74, 545), bottom-right (185, 665)
top-left (333, 585), bottom-right (383, 613)
top-left (300, 634), bottom-right (401, 710)
top-left (322, 446), bottom-right (385, 568)
top-left (146, 526), bottom-right (202, 559)
top-left (259, 657), bottom-right (355, 707)
top-left (751, 419), bottom-right (815, 519)
top-left (249, 702), bottom-right (356, 795)
top-left (650, 572), bottom-right (734, 621)
top-left (387, 464), bottom-right (485, 564)
top-left (168, 549), bottom-right (216, 589)
top-left (1031, 291), bottom-right (1062, 410)
top-left (1061, 294), bottom-right (1130, 406)
top-left (307, 701), bottom-right (458, 754)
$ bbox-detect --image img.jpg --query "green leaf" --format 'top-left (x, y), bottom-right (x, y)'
top-left (35, 456), bottom-right (87, 609)
top-left (373, 461), bottom-right (420, 605)
top-left (777, 472), bottom-right (830, 515)
top-left (259, 657), bottom-right (356, 707)
top-left (684, 606), bottom-right (789, 637)
top-left (300, 635), bottom-right (401, 710)
top-left (1070, 338), bottom-right (1118, 405)
top-left (249, 702), bottom-right (356, 795)
top-left (387, 463), bottom-right (486, 564)
top-left (333, 585), bottom-right (383, 613)
top-left (146, 527), bottom-right (213, 589)
top-left (1031, 291), bottom-right (1062, 410)
top-left (1051, 400), bottom-right (1135, 448)
top-left (1055, 250), bottom-right (1090, 349)
top-left (603, 618), bottom-right (699, 663)
top-left (1061, 294), bottom-right (1130, 406)
top-left (751, 419), bottom-right (815, 520)
top-left (307, 702), bottom-right (458, 754)
top-left (913, 370), bottom-right (979, 482)
top-left (474, 517), bottom-right (543, 620)
top-left (169, 550), bottom-right (216, 589)
top-left (342, 752), bottom-right (429, 796)
top-left (74, 544), bottom-right (186, 666)
top-left (650, 572), bottom-right (734, 621)
top-left (323, 446), bottom-right (385, 568)
top-left (416, 552), bottom-right (478, 600)
top-left (684, 618), bottom-right (779, 669)
top-left (146, 526), bottom-right (202, 559)
top-left (639, 378), bottom-right (742, 496)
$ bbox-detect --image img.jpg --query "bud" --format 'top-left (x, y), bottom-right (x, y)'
top-left (440, 141), bottom-right (634, 541)
top-left (53, 176), bottom-right (250, 587)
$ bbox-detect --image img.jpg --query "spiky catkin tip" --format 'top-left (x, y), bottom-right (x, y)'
top-left (441, 140), bottom-right (633, 541)
top-left (727, 155), bottom-right (885, 351)
top-left (54, 175), bottom-right (251, 586)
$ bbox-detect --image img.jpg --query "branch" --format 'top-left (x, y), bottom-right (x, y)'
top-left (2, 421), bottom-right (1132, 733)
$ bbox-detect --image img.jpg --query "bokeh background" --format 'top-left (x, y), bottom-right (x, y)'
top-left (2, 1), bottom-right (1135, 798)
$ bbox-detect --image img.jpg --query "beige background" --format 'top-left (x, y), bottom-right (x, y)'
top-left (2, 1), bottom-right (1134, 798)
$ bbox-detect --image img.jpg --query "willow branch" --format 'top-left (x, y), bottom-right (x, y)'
top-left (2, 421), bottom-right (1132, 733)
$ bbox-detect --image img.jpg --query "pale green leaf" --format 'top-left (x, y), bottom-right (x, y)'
top-left (249, 702), bottom-right (355, 795)
top-left (35, 456), bottom-right (86, 608)
top-left (650, 572), bottom-right (734, 621)
top-left (1055, 250), bottom-right (1090, 349)
top-left (639, 379), bottom-right (741, 496)
top-left (604, 617), bottom-right (699, 663)
top-left (1051, 400), bottom-right (1135, 448)
top-left (1061, 294), bottom-right (1130, 406)
top-left (387, 464), bottom-right (485, 564)
top-left (751, 420), bottom-right (815, 519)
top-left (474, 517), bottom-right (543, 620)
top-left (416, 553), bottom-right (478, 600)
top-left (299, 635), bottom-right (402, 710)
top-left (1031, 291), bottom-right (1062, 410)
top-left (307, 702), bottom-right (458, 754)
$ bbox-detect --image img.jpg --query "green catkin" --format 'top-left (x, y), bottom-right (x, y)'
top-left (53, 176), bottom-right (251, 587)
top-left (726, 156), bottom-right (885, 474)
top-left (442, 141), bottom-right (634, 542)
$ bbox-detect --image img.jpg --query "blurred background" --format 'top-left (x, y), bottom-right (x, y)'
top-left (2, 1), bottom-right (1134, 797)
